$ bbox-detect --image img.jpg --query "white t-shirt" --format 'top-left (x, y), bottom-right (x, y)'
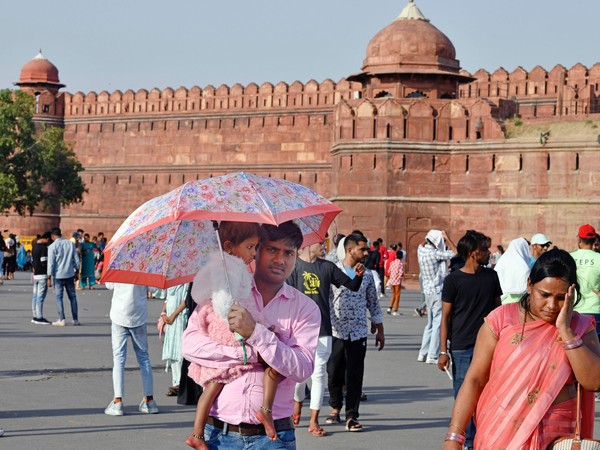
top-left (106, 282), bottom-right (153, 328)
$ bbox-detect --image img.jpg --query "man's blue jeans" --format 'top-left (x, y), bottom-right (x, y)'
top-left (418, 293), bottom-right (442, 359)
top-left (54, 277), bottom-right (78, 321)
top-left (203, 423), bottom-right (296, 449)
top-left (451, 347), bottom-right (476, 447)
top-left (32, 278), bottom-right (48, 319)
top-left (111, 323), bottom-right (153, 398)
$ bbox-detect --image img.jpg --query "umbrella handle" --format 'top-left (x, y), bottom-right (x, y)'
top-left (234, 332), bottom-right (247, 365)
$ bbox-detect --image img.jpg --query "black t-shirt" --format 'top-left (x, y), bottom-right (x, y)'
top-left (32, 242), bottom-right (49, 276)
top-left (287, 258), bottom-right (361, 336)
top-left (442, 268), bottom-right (502, 350)
top-left (364, 250), bottom-right (380, 271)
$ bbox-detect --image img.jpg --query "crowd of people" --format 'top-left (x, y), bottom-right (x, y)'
top-left (1, 227), bottom-right (108, 325)
top-left (4, 221), bottom-right (600, 449)
top-left (412, 226), bottom-right (600, 449)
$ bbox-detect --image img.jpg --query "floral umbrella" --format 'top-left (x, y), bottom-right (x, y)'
top-left (100, 172), bottom-right (341, 288)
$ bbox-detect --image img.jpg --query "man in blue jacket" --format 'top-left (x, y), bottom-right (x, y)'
top-left (47, 227), bottom-right (80, 326)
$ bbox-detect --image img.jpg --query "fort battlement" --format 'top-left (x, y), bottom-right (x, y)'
top-left (62, 79), bottom-right (363, 118)
top-left (460, 63), bottom-right (600, 117)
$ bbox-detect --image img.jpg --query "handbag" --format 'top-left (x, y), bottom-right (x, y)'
top-left (552, 383), bottom-right (600, 450)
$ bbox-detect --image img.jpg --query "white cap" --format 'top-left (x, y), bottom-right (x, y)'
top-left (531, 233), bottom-right (551, 245)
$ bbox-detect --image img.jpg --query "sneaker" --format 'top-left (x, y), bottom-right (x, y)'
top-left (139, 399), bottom-right (159, 414)
top-left (379, 293), bottom-right (385, 298)
top-left (417, 354), bottom-right (426, 362)
top-left (52, 319), bottom-right (66, 326)
top-left (0, 427), bottom-right (4, 437)
top-left (72, 320), bottom-right (81, 326)
top-left (104, 400), bottom-right (124, 416)
top-left (386, 308), bottom-right (392, 315)
top-left (391, 311), bottom-right (401, 316)
top-left (32, 318), bottom-right (50, 325)
top-left (426, 357), bottom-right (438, 364)
top-left (414, 308), bottom-right (424, 317)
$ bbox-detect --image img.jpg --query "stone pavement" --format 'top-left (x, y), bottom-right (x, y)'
top-left (1, 272), bottom-right (598, 450)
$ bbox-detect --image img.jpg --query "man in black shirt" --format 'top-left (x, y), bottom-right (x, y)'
top-left (438, 230), bottom-right (502, 449)
top-left (31, 231), bottom-right (52, 324)
top-left (364, 241), bottom-right (381, 294)
top-left (287, 239), bottom-right (364, 436)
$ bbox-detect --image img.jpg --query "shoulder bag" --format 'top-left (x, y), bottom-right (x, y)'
top-left (552, 383), bottom-right (600, 450)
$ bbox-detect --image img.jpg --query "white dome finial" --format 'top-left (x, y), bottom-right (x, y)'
top-left (395, 0), bottom-right (429, 22)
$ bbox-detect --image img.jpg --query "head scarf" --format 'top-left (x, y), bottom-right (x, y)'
top-left (336, 236), bottom-right (347, 262)
top-left (494, 237), bottom-right (531, 295)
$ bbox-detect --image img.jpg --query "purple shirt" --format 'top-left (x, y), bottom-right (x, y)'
top-left (182, 280), bottom-right (320, 424)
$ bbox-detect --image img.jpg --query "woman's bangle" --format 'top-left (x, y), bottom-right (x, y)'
top-left (449, 423), bottom-right (465, 435)
top-left (444, 432), bottom-right (466, 444)
top-left (439, 351), bottom-right (449, 356)
top-left (563, 335), bottom-right (583, 350)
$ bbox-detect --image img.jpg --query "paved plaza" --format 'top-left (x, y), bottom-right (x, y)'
top-left (1, 272), bottom-right (599, 450)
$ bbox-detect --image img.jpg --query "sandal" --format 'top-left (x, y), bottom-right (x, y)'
top-left (165, 386), bottom-right (179, 396)
top-left (291, 413), bottom-right (300, 426)
top-left (325, 412), bottom-right (340, 424)
top-left (307, 426), bottom-right (326, 437)
top-left (345, 418), bottom-right (363, 432)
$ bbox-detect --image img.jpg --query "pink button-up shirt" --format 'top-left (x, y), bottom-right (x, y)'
top-left (182, 280), bottom-right (320, 424)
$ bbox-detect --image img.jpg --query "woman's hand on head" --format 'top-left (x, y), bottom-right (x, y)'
top-left (555, 283), bottom-right (576, 332)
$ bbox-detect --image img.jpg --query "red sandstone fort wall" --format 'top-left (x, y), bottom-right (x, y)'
top-left (460, 62), bottom-right (600, 117)
top-left (8, 64), bottom-right (600, 276)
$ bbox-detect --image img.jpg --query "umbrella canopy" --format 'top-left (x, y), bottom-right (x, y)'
top-left (101, 172), bottom-right (341, 288)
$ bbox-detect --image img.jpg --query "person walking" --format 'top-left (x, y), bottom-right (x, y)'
top-left (442, 249), bottom-right (600, 449)
top-left (47, 227), bottom-right (80, 326)
top-left (326, 232), bottom-right (384, 432)
top-left (438, 230), bottom-right (502, 449)
top-left (417, 230), bottom-right (457, 364)
top-left (104, 282), bottom-right (158, 416)
top-left (159, 283), bottom-right (189, 397)
top-left (571, 224), bottom-right (600, 337)
top-left (31, 231), bottom-right (52, 324)
top-left (494, 237), bottom-right (531, 304)
top-left (287, 239), bottom-right (364, 437)
top-left (78, 233), bottom-right (97, 289)
top-left (182, 221), bottom-right (320, 449)
top-left (386, 250), bottom-right (405, 315)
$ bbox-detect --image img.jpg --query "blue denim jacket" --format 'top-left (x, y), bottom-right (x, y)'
top-left (47, 238), bottom-right (80, 279)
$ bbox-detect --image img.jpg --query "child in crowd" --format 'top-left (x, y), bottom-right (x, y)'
top-left (184, 221), bottom-right (282, 449)
top-left (386, 250), bottom-right (405, 315)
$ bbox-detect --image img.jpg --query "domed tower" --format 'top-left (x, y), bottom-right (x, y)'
top-left (7, 51), bottom-right (65, 235)
top-left (15, 51), bottom-right (65, 125)
top-left (348, 0), bottom-right (473, 99)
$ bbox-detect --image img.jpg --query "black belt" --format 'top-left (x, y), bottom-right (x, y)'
top-left (207, 416), bottom-right (294, 436)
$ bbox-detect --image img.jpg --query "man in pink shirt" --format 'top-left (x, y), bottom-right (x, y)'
top-left (182, 221), bottom-right (321, 449)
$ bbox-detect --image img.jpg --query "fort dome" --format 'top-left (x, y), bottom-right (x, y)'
top-left (361, 0), bottom-right (462, 76)
top-left (17, 51), bottom-right (64, 87)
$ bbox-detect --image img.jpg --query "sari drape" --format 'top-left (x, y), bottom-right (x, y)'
top-left (474, 303), bottom-right (594, 450)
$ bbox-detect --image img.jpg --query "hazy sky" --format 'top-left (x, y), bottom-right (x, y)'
top-left (3, 0), bottom-right (599, 93)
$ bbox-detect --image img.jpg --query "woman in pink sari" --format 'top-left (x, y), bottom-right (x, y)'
top-left (442, 249), bottom-right (600, 450)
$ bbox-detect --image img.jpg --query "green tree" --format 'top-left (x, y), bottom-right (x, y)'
top-left (0, 89), bottom-right (86, 215)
